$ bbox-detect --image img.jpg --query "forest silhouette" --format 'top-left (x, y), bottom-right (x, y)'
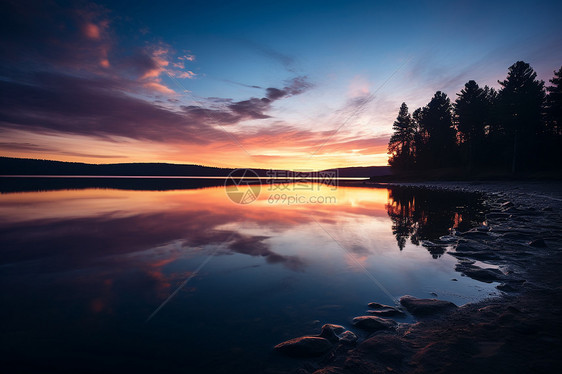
top-left (388, 61), bottom-right (562, 175)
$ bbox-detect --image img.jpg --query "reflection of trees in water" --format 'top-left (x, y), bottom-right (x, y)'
top-left (386, 187), bottom-right (486, 257)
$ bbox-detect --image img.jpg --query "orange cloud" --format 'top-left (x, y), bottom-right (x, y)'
top-left (175, 70), bottom-right (196, 79)
top-left (84, 23), bottom-right (101, 39)
top-left (144, 81), bottom-right (175, 94)
top-left (137, 47), bottom-right (197, 93)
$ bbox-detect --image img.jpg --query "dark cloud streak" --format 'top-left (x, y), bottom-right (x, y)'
top-left (0, 0), bottom-right (319, 157)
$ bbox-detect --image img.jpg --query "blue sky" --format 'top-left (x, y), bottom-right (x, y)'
top-left (1, 0), bottom-right (561, 168)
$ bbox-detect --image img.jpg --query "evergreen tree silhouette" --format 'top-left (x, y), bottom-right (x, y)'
top-left (411, 107), bottom-right (425, 168)
top-left (388, 103), bottom-right (415, 169)
top-left (545, 66), bottom-right (562, 168)
top-left (454, 81), bottom-right (497, 171)
top-left (385, 60), bottom-right (562, 175)
top-left (416, 91), bottom-right (458, 169)
top-left (546, 66), bottom-right (562, 135)
top-left (497, 61), bottom-right (546, 173)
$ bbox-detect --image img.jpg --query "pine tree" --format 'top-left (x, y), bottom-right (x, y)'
top-left (388, 103), bottom-right (415, 169)
top-left (545, 66), bottom-right (562, 136)
top-left (454, 80), bottom-right (492, 170)
top-left (497, 61), bottom-right (546, 173)
top-left (417, 91), bottom-right (458, 168)
top-left (411, 107), bottom-right (425, 168)
top-left (544, 66), bottom-right (562, 169)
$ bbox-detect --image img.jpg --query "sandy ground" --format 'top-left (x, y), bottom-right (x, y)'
top-left (277, 181), bottom-right (562, 374)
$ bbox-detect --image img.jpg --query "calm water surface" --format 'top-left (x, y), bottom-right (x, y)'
top-left (0, 180), bottom-right (499, 373)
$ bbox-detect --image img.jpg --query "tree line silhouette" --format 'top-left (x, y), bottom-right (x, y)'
top-left (388, 61), bottom-right (562, 174)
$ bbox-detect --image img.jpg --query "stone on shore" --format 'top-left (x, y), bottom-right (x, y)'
top-left (357, 334), bottom-right (407, 364)
top-left (455, 240), bottom-right (493, 252)
top-left (458, 230), bottom-right (495, 241)
top-left (399, 295), bottom-right (457, 316)
top-left (367, 302), bottom-right (404, 316)
top-left (312, 367), bottom-right (345, 374)
top-left (352, 316), bottom-right (397, 331)
top-left (274, 336), bottom-right (332, 357)
top-left (455, 264), bottom-right (505, 283)
top-left (366, 308), bottom-right (405, 317)
top-left (339, 330), bottom-right (358, 345)
top-left (368, 302), bottom-right (394, 309)
top-left (497, 283), bottom-right (518, 292)
top-left (320, 324), bottom-right (345, 342)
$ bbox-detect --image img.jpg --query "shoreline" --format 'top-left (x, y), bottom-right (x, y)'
top-left (274, 181), bottom-right (562, 374)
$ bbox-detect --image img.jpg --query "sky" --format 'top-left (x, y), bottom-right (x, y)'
top-left (1, 0), bottom-right (561, 170)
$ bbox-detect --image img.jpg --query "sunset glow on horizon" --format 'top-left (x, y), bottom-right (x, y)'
top-left (1, 0), bottom-right (561, 169)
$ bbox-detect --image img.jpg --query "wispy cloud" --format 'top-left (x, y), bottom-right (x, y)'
top-left (0, 1), bottom-right (386, 168)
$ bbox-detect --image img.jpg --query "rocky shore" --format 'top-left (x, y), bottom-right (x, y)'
top-left (271, 181), bottom-right (562, 374)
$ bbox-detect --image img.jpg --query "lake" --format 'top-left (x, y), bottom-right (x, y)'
top-left (0, 178), bottom-right (500, 373)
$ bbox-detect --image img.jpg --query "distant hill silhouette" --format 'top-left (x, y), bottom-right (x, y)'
top-left (0, 157), bottom-right (391, 178)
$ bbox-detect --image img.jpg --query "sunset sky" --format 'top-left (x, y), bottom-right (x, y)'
top-left (1, 0), bottom-right (561, 170)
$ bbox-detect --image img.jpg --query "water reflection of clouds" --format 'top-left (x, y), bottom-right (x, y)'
top-left (0, 184), bottom-right (500, 374)
top-left (0, 185), bottom-right (488, 324)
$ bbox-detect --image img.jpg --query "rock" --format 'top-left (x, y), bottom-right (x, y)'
top-left (529, 238), bottom-right (547, 248)
top-left (458, 230), bottom-right (495, 241)
top-left (399, 295), bottom-right (457, 316)
top-left (449, 250), bottom-right (500, 261)
top-left (367, 302), bottom-right (404, 316)
top-left (455, 240), bottom-right (493, 252)
top-left (421, 240), bottom-right (447, 247)
top-left (323, 323), bottom-right (345, 333)
top-left (366, 308), bottom-right (405, 317)
top-left (339, 330), bottom-right (358, 345)
top-left (368, 302), bottom-right (393, 309)
top-left (274, 336), bottom-right (332, 357)
top-left (460, 267), bottom-right (505, 283)
top-left (497, 283), bottom-right (518, 292)
top-left (454, 243), bottom-right (472, 252)
top-left (358, 335), bottom-right (406, 364)
top-left (320, 324), bottom-right (345, 342)
top-left (352, 316), bottom-right (397, 331)
top-left (439, 235), bottom-right (457, 242)
top-left (312, 367), bottom-right (345, 374)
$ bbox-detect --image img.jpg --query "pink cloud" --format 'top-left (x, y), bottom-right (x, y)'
top-left (175, 71), bottom-right (196, 79)
top-left (83, 23), bottom-right (101, 39)
top-left (179, 54), bottom-right (195, 61)
top-left (144, 82), bottom-right (175, 94)
top-left (140, 49), bottom-right (167, 79)
top-left (136, 47), bottom-right (197, 92)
